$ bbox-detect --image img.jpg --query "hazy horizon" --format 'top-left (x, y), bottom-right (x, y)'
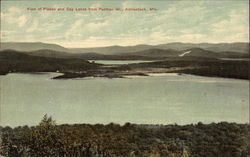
top-left (1, 41), bottom-right (249, 49)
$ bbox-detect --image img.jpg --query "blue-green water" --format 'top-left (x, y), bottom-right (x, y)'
top-left (0, 73), bottom-right (249, 127)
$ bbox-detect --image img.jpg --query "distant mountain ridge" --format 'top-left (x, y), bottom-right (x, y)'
top-left (70, 42), bottom-right (249, 54)
top-left (156, 42), bottom-right (249, 53)
top-left (1, 42), bottom-right (249, 54)
top-left (0, 47), bottom-right (248, 61)
top-left (0, 42), bottom-right (68, 52)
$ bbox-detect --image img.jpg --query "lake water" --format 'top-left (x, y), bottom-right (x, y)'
top-left (220, 58), bottom-right (249, 61)
top-left (0, 73), bottom-right (249, 127)
top-left (88, 60), bottom-right (155, 65)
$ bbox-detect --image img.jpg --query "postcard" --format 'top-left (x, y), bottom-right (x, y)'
top-left (0, 0), bottom-right (249, 156)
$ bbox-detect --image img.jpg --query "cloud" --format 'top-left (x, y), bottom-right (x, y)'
top-left (70, 19), bottom-right (83, 30)
top-left (1, 1), bottom-right (249, 47)
top-left (149, 31), bottom-right (171, 44)
top-left (85, 21), bottom-right (108, 32)
top-left (90, 3), bottom-right (101, 8)
top-left (40, 23), bottom-right (64, 33)
top-left (8, 6), bottom-right (22, 14)
top-left (26, 20), bottom-right (39, 32)
top-left (122, 1), bottom-right (132, 8)
top-left (43, 35), bottom-right (65, 41)
top-left (75, 13), bottom-right (90, 18)
top-left (173, 34), bottom-right (205, 43)
top-left (212, 9), bottom-right (249, 42)
top-left (1, 7), bottom-right (28, 28)
top-left (122, 1), bottom-right (145, 9)
top-left (65, 19), bottom-right (84, 39)
top-left (18, 15), bottom-right (28, 27)
top-left (0, 30), bottom-right (15, 39)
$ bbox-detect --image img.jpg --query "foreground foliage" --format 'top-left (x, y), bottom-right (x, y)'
top-left (0, 116), bottom-right (249, 157)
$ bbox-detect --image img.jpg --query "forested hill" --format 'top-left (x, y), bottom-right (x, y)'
top-left (0, 50), bottom-right (99, 75)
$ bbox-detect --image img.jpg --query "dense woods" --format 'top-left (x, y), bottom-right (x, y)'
top-left (0, 50), bottom-right (99, 75)
top-left (0, 115), bottom-right (249, 157)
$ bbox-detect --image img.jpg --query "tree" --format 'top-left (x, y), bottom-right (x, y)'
top-left (39, 114), bottom-right (56, 128)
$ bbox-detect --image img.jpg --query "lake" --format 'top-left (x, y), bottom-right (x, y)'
top-left (220, 58), bottom-right (249, 61)
top-left (88, 60), bottom-right (156, 65)
top-left (0, 73), bottom-right (249, 127)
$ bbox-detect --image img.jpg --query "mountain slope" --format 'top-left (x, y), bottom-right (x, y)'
top-left (0, 50), bottom-right (98, 74)
top-left (4, 48), bottom-right (248, 61)
top-left (70, 42), bottom-right (249, 54)
top-left (0, 42), bottom-right (69, 52)
top-left (1, 42), bottom-right (248, 56)
top-left (157, 42), bottom-right (249, 54)
top-left (122, 48), bottom-right (249, 59)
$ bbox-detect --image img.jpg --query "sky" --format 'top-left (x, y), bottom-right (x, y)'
top-left (0, 0), bottom-right (249, 48)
